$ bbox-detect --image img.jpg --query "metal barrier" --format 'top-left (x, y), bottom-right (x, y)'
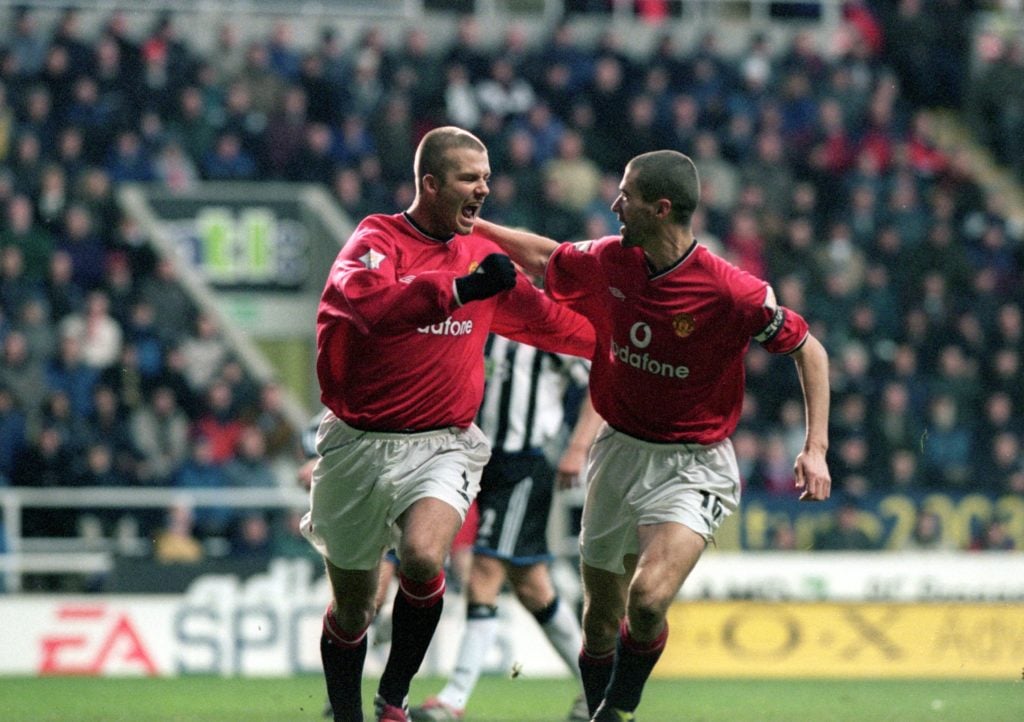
top-left (0, 487), bottom-right (309, 592)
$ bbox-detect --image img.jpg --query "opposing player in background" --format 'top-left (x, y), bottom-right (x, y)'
top-left (411, 335), bottom-right (603, 722)
top-left (474, 149), bottom-right (831, 721)
top-left (302, 126), bottom-right (594, 722)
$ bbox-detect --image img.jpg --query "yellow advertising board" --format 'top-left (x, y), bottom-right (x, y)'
top-left (658, 601), bottom-right (1024, 679)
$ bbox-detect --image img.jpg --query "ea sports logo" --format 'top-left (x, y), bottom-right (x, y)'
top-left (629, 322), bottom-right (652, 349)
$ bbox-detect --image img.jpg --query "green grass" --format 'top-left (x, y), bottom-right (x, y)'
top-left (0, 675), bottom-right (1020, 721)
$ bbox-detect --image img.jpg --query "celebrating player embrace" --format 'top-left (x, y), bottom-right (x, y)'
top-left (303, 126), bottom-right (594, 722)
top-left (473, 149), bottom-right (831, 721)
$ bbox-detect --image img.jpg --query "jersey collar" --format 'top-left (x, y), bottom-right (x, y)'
top-left (402, 212), bottom-right (455, 244)
top-left (646, 240), bottom-right (699, 280)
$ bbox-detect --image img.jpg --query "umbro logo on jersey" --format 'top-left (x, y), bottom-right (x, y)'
top-left (359, 249), bottom-right (386, 270)
top-left (399, 275), bottom-right (416, 284)
top-left (609, 287), bottom-right (625, 299)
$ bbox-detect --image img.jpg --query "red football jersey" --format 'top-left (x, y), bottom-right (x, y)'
top-left (546, 238), bottom-right (809, 444)
top-left (316, 213), bottom-right (594, 431)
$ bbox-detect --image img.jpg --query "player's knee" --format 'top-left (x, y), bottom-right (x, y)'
top-left (332, 598), bottom-right (376, 634)
top-left (582, 608), bottom-right (620, 649)
top-left (626, 595), bottom-right (667, 636)
top-left (396, 547), bottom-right (445, 581)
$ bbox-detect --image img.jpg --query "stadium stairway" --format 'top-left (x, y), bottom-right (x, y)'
top-left (929, 109), bottom-right (1024, 228)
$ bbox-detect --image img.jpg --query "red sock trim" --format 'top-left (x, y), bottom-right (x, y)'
top-left (620, 618), bottom-right (668, 655)
top-left (398, 571), bottom-right (445, 608)
top-left (579, 646), bottom-right (616, 666)
top-left (322, 604), bottom-right (368, 648)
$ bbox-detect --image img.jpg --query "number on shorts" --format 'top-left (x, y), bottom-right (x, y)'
top-left (476, 507), bottom-right (497, 543)
top-left (700, 491), bottom-right (724, 523)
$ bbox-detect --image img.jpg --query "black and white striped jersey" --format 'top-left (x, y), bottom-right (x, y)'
top-left (477, 334), bottom-right (589, 455)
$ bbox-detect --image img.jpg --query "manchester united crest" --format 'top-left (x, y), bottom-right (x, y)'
top-left (672, 312), bottom-right (695, 338)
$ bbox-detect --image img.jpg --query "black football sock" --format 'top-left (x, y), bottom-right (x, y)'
top-left (578, 646), bottom-right (615, 715)
top-left (377, 571), bottom-right (445, 707)
top-left (604, 619), bottom-right (668, 712)
top-left (321, 605), bottom-right (369, 722)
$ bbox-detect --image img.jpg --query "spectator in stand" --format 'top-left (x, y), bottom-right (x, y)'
top-left (253, 382), bottom-right (298, 463)
top-left (173, 434), bottom-right (233, 539)
top-left (58, 290), bottom-right (123, 371)
top-left (36, 164), bottom-right (69, 235)
top-left (75, 168), bottom-right (120, 240)
top-left (41, 250), bottom-right (83, 323)
top-left (978, 431), bottom-right (1023, 493)
top-left (86, 384), bottom-right (137, 474)
top-left (223, 425), bottom-right (278, 489)
top-left (813, 500), bottom-right (876, 551)
top-left (106, 130), bottom-right (155, 184)
top-left (101, 253), bottom-right (137, 327)
top-left (169, 86), bottom-right (219, 168)
top-left (178, 312), bottom-right (229, 393)
top-left (45, 334), bottom-right (99, 422)
top-left (153, 503), bottom-right (204, 563)
top-left (970, 517), bottom-right (1016, 551)
top-left (138, 257), bottom-right (196, 345)
top-left (543, 129), bottom-right (601, 214)
top-left (922, 394), bottom-right (973, 488)
top-left (11, 425), bottom-right (76, 536)
top-left (131, 384), bottom-right (190, 486)
top-left (263, 85), bottom-right (309, 179)
top-left (192, 380), bottom-right (244, 465)
top-left (202, 132), bottom-right (258, 181)
top-left (0, 385), bottom-right (27, 484)
top-left (900, 508), bottom-right (954, 551)
top-left (99, 343), bottom-right (147, 415)
top-left (230, 512), bottom-right (273, 561)
top-left (1, 194), bottom-right (53, 282)
top-left (288, 122), bottom-right (338, 185)
top-left (0, 246), bottom-right (36, 320)
top-left (153, 140), bottom-right (199, 193)
top-left (57, 205), bottom-right (107, 291)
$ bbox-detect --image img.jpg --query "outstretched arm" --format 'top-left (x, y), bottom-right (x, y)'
top-left (790, 333), bottom-right (831, 501)
top-left (474, 218), bottom-right (560, 278)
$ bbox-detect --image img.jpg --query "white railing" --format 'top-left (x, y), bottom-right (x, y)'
top-left (0, 487), bottom-right (310, 592)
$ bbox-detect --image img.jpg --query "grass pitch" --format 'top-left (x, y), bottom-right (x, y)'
top-left (0, 675), bottom-right (1020, 721)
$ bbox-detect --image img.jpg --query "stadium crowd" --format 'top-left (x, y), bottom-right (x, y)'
top-left (0, 3), bottom-right (1021, 576)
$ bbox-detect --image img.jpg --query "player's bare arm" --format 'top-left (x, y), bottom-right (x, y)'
top-left (790, 333), bottom-right (831, 501)
top-left (473, 218), bottom-right (559, 277)
top-left (555, 392), bottom-right (604, 489)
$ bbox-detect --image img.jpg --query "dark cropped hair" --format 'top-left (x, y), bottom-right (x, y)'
top-left (628, 150), bottom-right (700, 226)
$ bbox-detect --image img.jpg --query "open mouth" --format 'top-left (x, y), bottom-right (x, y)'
top-left (461, 205), bottom-right (480, 221)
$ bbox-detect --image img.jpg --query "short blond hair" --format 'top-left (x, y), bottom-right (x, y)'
top-left (414, 126), bottom-right (486, 192)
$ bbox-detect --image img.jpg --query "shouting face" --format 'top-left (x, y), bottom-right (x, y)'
top-left (429, 147), bottom-right (491, 236)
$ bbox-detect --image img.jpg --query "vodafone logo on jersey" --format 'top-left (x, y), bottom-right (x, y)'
top-left (611, 322), bottom-right (690, 380)
top-left (417, 318), bottom-right (474, 336)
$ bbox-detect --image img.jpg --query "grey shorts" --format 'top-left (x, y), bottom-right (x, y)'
top-left (301, 412), bottom-right (491, 569)
top-left (579, 424), bottom-right (741, 574)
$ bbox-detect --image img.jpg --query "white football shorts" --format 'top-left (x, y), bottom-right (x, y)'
top-left (580, 424), bottom-right (741, 574)
top-left (300, 411), bottom-right (491, 570)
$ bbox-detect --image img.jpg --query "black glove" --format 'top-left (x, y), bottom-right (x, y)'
top-left (455, 253), bottom-right (517, 303)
